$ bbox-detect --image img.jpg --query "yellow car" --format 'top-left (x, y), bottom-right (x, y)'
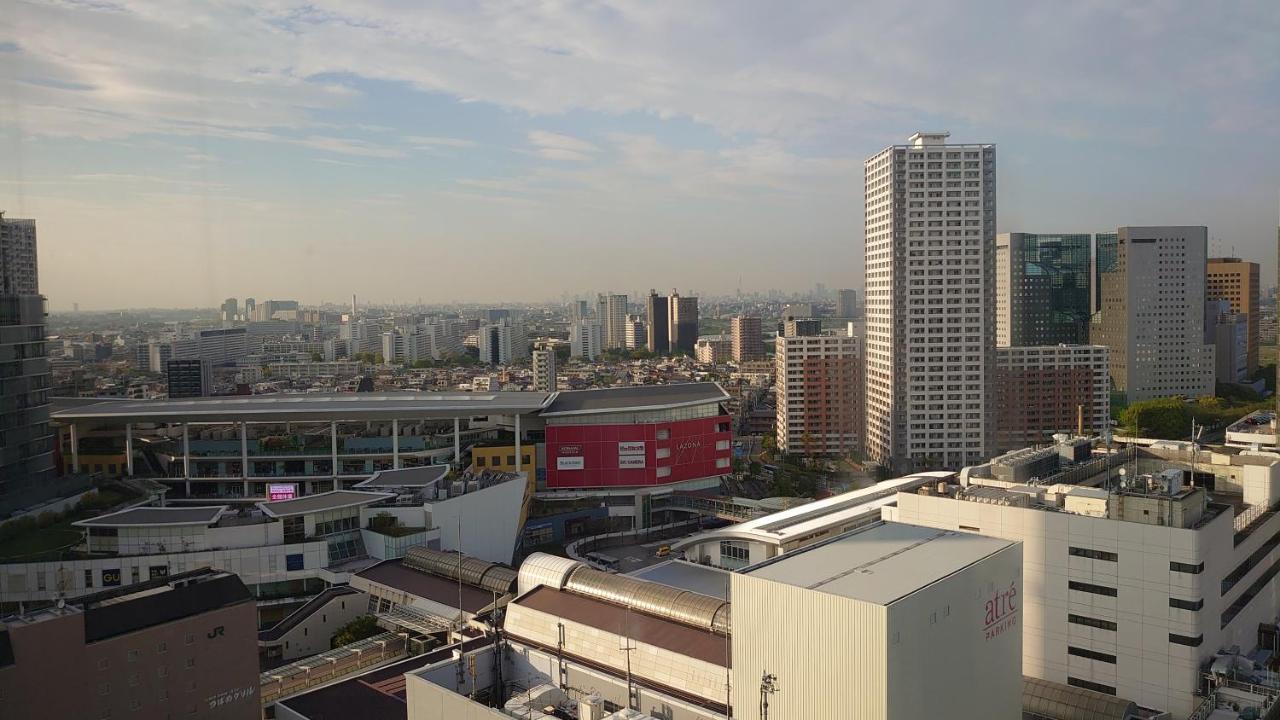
top-left (655, 545), bottom-right (671, 558)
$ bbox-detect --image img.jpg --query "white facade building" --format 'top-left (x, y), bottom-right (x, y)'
top-left (531, 348), bottom-right (556, 392)
top-left (570, 320), bottom-right (603, 360)
top-left (887, 447), bottom-right (1280, 719)
top-left (731, 522), bottom-right (1023, 720)
top-left (597, 293), bottom-right (629, 350)
top-left (623, 314), bottom-right (646, 350)
top-left (477, 320), bottom-right (527, 365)
top-left (863, 131), bottom-right (996, 472)
top-left (1091, 226), bottom-right (1216, 403)
top-left (171, 327), bottom-right (250, 366)
top-left (775, 328), bottom-right (862, 456)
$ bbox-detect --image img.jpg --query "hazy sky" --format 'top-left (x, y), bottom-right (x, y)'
top-left (2, 1), bottom-right (1279, 310)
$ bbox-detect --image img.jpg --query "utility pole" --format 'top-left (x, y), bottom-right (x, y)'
top-left (758, 672), bottom-right (778, 720)
top-left (621, 607), bottom-right (637, 710)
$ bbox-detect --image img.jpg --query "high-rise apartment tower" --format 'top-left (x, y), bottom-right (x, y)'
top-left (863, 132), bottom-right (996, 471)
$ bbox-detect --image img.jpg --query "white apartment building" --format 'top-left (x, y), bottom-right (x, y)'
top-left (1091, 226), bottom-right (1216, 403)
top-left (623, 314), bottom-right (646, 350)
top-left (569, 320), bottom-right (603, 360)
top-left (775, 328), bottom-right (862, 456)
top-left (531, 348), bottom-right (556, 392)
top-left (477, 320), bottom-right (527, 365)
top-left (171, 327), bottom-right (250, 366)
top-left (864, 132), bottom-right (996, 471)
top-left (597, 293), bottom-right (629, 349)
top-left (887, 444), bottom-right (1280, 719)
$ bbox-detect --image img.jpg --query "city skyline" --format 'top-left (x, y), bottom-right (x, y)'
top-left (2, 2), bottom-right (1279, 309)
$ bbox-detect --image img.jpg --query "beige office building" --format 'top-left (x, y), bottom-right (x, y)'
top-left (1091, 226), bottom-right (1215, 403)
top-left (1206, 257), bottom-right (1260, 375)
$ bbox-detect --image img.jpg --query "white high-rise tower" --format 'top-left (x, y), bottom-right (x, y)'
top-left (863, 132), bottom-right (996, 471)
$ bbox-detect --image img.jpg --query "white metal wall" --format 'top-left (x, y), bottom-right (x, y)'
top-left (730, 573), bottom-right (888, 719)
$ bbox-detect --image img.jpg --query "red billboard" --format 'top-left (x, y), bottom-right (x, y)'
top-left (544, 415), bottom-right (732, 489)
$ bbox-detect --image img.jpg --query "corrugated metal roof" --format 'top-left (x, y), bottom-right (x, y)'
top-left (539, 383), bottom-right (728, 416)
top-left (745, 521), bottom-right (1016, 605)
top-left (51, 391), bottom-right (552, 423)
top-left (1021, 676), bottom-right (1137, 720)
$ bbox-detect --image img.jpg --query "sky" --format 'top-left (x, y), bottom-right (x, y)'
top-left (2, 1), bottom-right (1279, 310)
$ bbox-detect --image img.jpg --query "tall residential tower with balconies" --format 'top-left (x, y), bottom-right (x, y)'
top-left (863, 132), bottom-right (996, 472)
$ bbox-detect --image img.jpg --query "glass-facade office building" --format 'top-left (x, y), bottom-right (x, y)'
top-left (996, 233), bottom-right (1093, 346)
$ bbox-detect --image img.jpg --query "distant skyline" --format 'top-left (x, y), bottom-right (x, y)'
top-left (3, 1), bottom-right (1279, 310)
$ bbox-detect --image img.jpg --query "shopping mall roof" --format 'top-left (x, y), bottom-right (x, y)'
top-left (257, 490), bottom-right (394, 518)
top-left (353, 465), bottom-right (450, 488)
top-left (50, 391), bottom-right (554, 424)
top-left (538, 382), bottom-right (729, 417)
top-left (72, 505), bottom-right (228, 528)
top-left (355, 559), bottom-right (495, 613)
top-left (744, 521), bottom-right (1015, 606)
top-left (511, 585), bottom-right (728, 666)
top-left (626, 560), bottom-right (733, 601)
top-left (671, 472), bottom-right (951, 552)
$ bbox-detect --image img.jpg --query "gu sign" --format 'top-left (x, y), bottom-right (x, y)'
top-left (983, 581), bottom-right (1019, 641)
top-left (267, 483), bottom-right (297, 501)
top-left (617, 441), bottom-right (646, 456)
top-left (618, 455), bottom-right (646, 469)
top-left (558, 445), bottom-right (583, 456)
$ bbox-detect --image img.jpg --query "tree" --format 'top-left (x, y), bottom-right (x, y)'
top-left (332, 615), bottom-right (380, 648)
top-left (311, 352), bottom-right (324, 362)
top-left (1119, 397), bottom-right (1192, 439)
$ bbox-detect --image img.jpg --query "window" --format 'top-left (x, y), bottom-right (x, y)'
top-left (521, 454), bottom-right (530, 465)
top-left (184, 633), bottom-right (194, 645)
top-left (476, 456), bottom-right (486, 467)
top-left (1069, 547), bottom-right (1118, 562)
top-left (656, 429), bottom-right (670, 440)
top-left (99, 682), bottom-right (111, 696)
top-left (1069, 581), bottom-right (1117, 597)
top-left (1169, 597), bottom-right (1203, 611)
top-left (185, 657), bottom-right (195, 669)
top-left (84, 569), bottom-right (94, 588)
top-left (283, 516), bottom-right (305, 544)
top-left (1067, 677), bottom-right (1116, 695)
top-left (128, 649), bottom-right (141, 662)
top-left (1169, 560), bottom-right (1203, 574)
top-left (1068, 646), bottom-right (1116, 663)
top-left (157, 641), bottom-right (167, 654)
top-left (1068, 614), bottom-right (1117, 631)
top-left (98, 658), bottom-right (110, 670)
top-left (715, 457), bottom-right (731, 469)
top-left (506, 455), bottom-right (515, 466)
top-left (720, 540), bottom-right (749, 564)
top-left (131, 567), bottom-right (140, 584)
top-left (1170, 633), bottom-right (1203, 647)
